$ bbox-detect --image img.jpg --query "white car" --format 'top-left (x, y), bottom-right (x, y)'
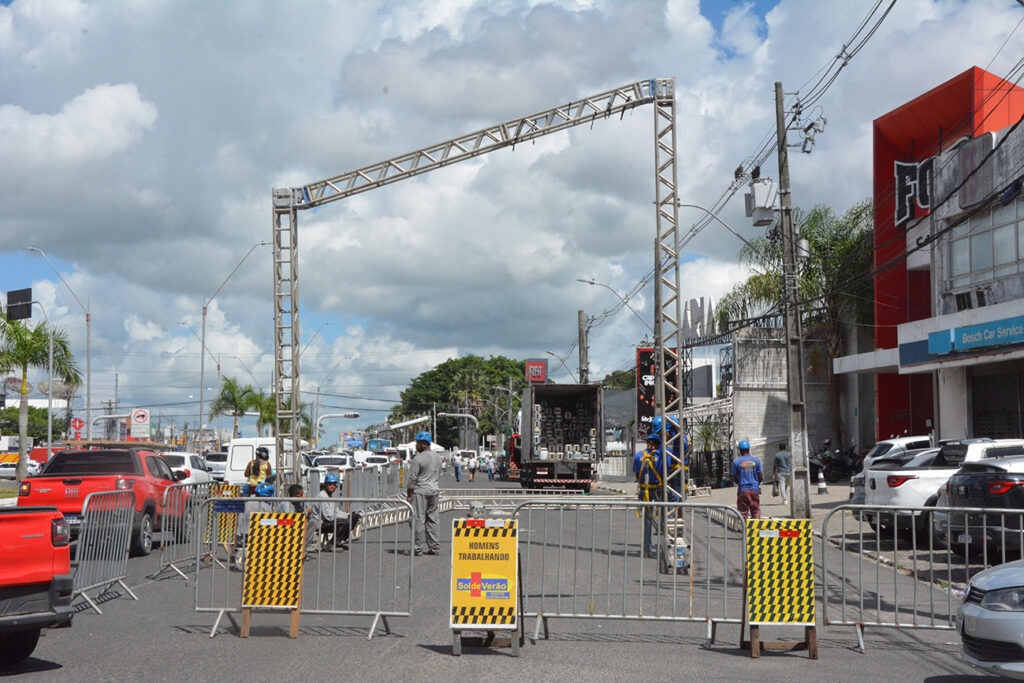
top-left (161, 452), bottom-right (214, 485)
top-left (0, 462), bottom-right (17, 479)
top-left (861, 435), bottom-right (932, 469)
top-left (959, 558), bottom-right (1024, 679)
top-left (311, 454), bottom-right (354, 481)
top-left (203, 451), bottom-right (227, 481)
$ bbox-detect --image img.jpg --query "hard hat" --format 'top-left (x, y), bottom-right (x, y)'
top-left (651, 416), bottom-right (678, 436)
top-left (254, 481), bottom-right (275, 497)
top-left (323, 473), bottom-right (339, 484)
top-left (738, 439), bottom-right (751, 451)
top-left (415, 431), bottom-right (432, 443)
top-left (256, 446), bottom-right (270, 460)
top-left (646, 432), bottom-right (661, 443)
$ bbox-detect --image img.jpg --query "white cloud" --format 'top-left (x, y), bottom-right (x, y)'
top-left (2, 0), bottom-right (1018, 428)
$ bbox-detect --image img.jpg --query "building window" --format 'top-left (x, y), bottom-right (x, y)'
top-left (949, 197), bottom-right (1024, 288)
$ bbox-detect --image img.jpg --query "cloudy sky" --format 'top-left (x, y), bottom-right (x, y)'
top-left (1, 0), bottom-right (1021, 438)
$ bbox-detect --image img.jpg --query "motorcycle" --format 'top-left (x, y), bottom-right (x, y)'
top-left (821, 448), bottom-right (862, 482)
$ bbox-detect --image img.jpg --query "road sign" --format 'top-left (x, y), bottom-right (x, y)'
top-left (6, 288), bottom-right (31, 321)
top-left (71, 417), bottom-right (84, 431)
top-left (450, 518), bottom-right (517, 630)
top-left (131, 408), bottom-right (150, 439)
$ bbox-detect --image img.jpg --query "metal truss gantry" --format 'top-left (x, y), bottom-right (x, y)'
top-left (271, 79), bottom-right (680, 483)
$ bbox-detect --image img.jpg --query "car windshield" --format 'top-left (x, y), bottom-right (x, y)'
top-left (205, 453), bottom-right (227, 462)
top-left (316, 456), bottom-right (349, 467)
top-left (42, 450), bottom-right (141, 476)
top-left (162, 455), bottom-right (186, 467)
top-left (865, 443), bottom-right (893, 459)
top-left (366, 456), bottom-right (389, 464)
top-left (904, 449), bottom-right (940, 468)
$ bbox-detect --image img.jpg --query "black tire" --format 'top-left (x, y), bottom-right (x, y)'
top-left (132, 512), bottom-right (154, 557)
top-left (0, 628), bottom-right (41, 666)
top-left (175, 509), bottom-right (193, 544)
top-left (826, 468), bottom-right (843, 484)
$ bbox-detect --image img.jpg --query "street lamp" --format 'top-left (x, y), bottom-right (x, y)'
top-left (576, 278), bottom-right (653, 332)
top-left (544, 350), bottom-right (578, 383)
top-left (314, 412), bottom-right (360, 447)
top-left (301, 321), bottom-right (334, 359)
top-left (25, 247), bottom-right (91, 440)
top-left (27, 302), bottom-right (53, 460)
top-left (198, 241), bottom-right (269, 453)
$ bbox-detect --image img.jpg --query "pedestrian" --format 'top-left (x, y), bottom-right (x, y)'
top-left (487, 454), bottom-right (495, 481)
top-left (316, 473), bottom-right (360, 549)
top-left (242, 446), bottom-right (273, 496)
top-left (453, 452), bottom-right (463, 482)
top-left (730, 440), bottom-right (762, 520)
top-left (233, 479), bottom-right (275, 570)
top-left (468, 453), bottom-right (478, 482)
top-left (633, 432), bottom-right (664, 559)
top-left (407, 431), bottom-right (442, 556)
top-left (275, 482), bottom-right (317, 551)
top-left (773, 442), bottom-right (791, 506)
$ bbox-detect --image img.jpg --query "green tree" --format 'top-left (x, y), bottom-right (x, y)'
top-left (716, 199), bottom-right (874, 446)
top-left (0, 319), bottom-right (81, 481)
top-left (249, 391), bottom-right (276, 437)
top-left (208, 377), bottom-right (256, 439)
top-left (601, 368), bottom-right (636, 390)
top-left (0, 406), bottom-right (51, 443)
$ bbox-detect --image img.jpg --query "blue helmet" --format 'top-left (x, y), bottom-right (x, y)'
top-left (645, 432), bottom-right (661, 444)
top-left (738, 439), bottom-right (751, 451)
top-left (254, 481), bottom-right (275, 497)
top-left (323, 473), bottom-right (339, 484)
top-left (650, 415), bottom-right (678, 437)
top-left (681, 432), bottom-right (690, 456)
top-left (415, 431), bottom-right (432, 443)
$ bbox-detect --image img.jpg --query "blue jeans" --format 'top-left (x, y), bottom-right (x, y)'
top-left (454, 466), bottom-right (461, 482)
top-left (642, 487), bottom-right (680, 554)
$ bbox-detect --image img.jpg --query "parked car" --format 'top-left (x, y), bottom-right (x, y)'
top-left (958, 558), bottom-right (1024, 679)
top-left (849, 453), bottom-right (922, 512)
top-left (938, 449), bottom-right (1024, 558)
top-left (161, 452), bottom-right (214, 485)
top-left (0, 506), bottom-right (73, 665)
top-left (311, 454), bottom-right (354, 481)
top-left (0, 462), bottom-right (17, 479)
top-left (861, 435), bottom-right (932, 470)
top-left (18, 448), bottom-right (188, 556)
top-left (862, 448), bottom-right (941, 535)
top-left (203, 451), bottom-right (227, 481)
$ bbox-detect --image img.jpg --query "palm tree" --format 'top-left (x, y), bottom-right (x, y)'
top-left (716, 199), bottom-right (874, 447)
top-left (208, 377), bottom-right (256, 439)
top-left (249, 391), bottom-right (276, 437)
top-left (0, 319), bottom-right (81, 481)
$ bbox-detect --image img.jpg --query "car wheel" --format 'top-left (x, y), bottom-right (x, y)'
top-left (176, 509), bottom-right (193, 544)
top-left (0, 628), bottom-right (41, 665)
top-left (132, 513), bottom-right (154, 557)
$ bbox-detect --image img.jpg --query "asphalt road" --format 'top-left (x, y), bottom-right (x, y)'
top-left (1, 475), bottom-right (992, 681)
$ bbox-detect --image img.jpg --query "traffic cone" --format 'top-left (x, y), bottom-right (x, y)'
top-left (817, 470), bottom-right (829, 495)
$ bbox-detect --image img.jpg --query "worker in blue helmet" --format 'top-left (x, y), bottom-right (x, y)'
top-left (633, 430), bottom-right (665, 558)
top-left (730, 439), bottom-right (762, 520)
top-left (407, 430), bottom-right (441, 556)
top-left (650, 415), bottom-right (687, 499)
top-left (316, 471), bottom-right (360, 550)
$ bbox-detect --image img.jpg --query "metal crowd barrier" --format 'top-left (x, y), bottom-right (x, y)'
top-left (73, 490), bottom-right (138, 614)
top-left (821, 503), bottom-right (1024, 651)
top-left (438, 487), bottom-right (593, 514)
top-left (152, 481), bottom-right (221, 580)
top-left (194, 496), bottom-right (415, 639)
top-left (512, 499), bottom-right (746, 645)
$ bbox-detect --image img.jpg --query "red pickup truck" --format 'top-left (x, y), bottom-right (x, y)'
top-left (18, 448), bottom-right (187, 556)
top-left (0, 506), bottom-right (73, 666)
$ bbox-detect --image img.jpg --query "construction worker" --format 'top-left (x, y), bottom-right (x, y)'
top-left (242, 446), bottom-right (273, 496)
top-left (634, 432), bottom-right (664, 559)
top-left (730, 440), bottom-right (762, 520)
top-left (651, 415), bottom-right (685, 501)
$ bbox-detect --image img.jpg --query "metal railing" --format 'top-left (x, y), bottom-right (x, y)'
top-left (152, 481), bottom-right (220, 580)
top-left (73, 490), bottom-right (138, 614)
top-left (193, 495), bottom-right (415, 639)
top-left (511, 499), bottom-right (746, 646)
top-left (821, 503), bottom-right (1024, 651)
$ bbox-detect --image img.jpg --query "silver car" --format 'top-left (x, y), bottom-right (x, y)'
top-left (959, 558), bottom-right (1024, 679)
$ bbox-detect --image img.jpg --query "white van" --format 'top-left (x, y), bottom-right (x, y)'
top-left (223, 437), bottom-right (311, 486)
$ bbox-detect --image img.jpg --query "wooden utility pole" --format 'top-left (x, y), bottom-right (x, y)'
top-left (775, 81), bottom-right (811, 519)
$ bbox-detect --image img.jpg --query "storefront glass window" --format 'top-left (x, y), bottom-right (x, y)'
top-left (952, 237), bottom-right (970, 276)
top-left (994, 224), bottom-right (1016, 265)
top-left (949, 198), bottom-right (1024, 289)
top-left (971, 231), bottom-right (993, 273)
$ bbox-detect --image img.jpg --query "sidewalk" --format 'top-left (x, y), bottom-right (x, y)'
top-left (595, 476), bottom-right (852, 529)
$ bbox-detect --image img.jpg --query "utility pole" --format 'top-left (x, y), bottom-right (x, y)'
top-left (775, 81), bottom-right (811, 519)
top-left (578, 310), bottom-right (589, 384)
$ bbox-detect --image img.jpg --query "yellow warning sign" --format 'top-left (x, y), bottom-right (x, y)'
top-left (205, 483), bottom-right (240, 544)
top-left (450, 519), bottom-right (517, 629)
top-left (745, 518), bottom-right (815, 626)
top-left (242, 512), bottom-right (306, 609)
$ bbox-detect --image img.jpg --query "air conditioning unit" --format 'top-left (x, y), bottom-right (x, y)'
top-left (744, 178), bottom-right (778, 227)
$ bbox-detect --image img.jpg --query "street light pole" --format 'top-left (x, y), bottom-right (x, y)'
top-left (26, 247), bottom-right (90, 440)
top-left (544, 350), bottom-right (578, 383)
top-left (576, 279), bottom-right (654, 332)
top-left (198, 241), bottom-right (269, 453)
top-left (28, 302), bottom-right (53, 461)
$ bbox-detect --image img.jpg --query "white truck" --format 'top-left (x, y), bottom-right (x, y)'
top-left (223, 437), bottom-right (311, 486)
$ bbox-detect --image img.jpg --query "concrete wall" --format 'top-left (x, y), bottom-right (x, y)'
top-left (731, 328), bottom-right (836, 472)
top-left (937, 365), bottom-right (969, 440)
